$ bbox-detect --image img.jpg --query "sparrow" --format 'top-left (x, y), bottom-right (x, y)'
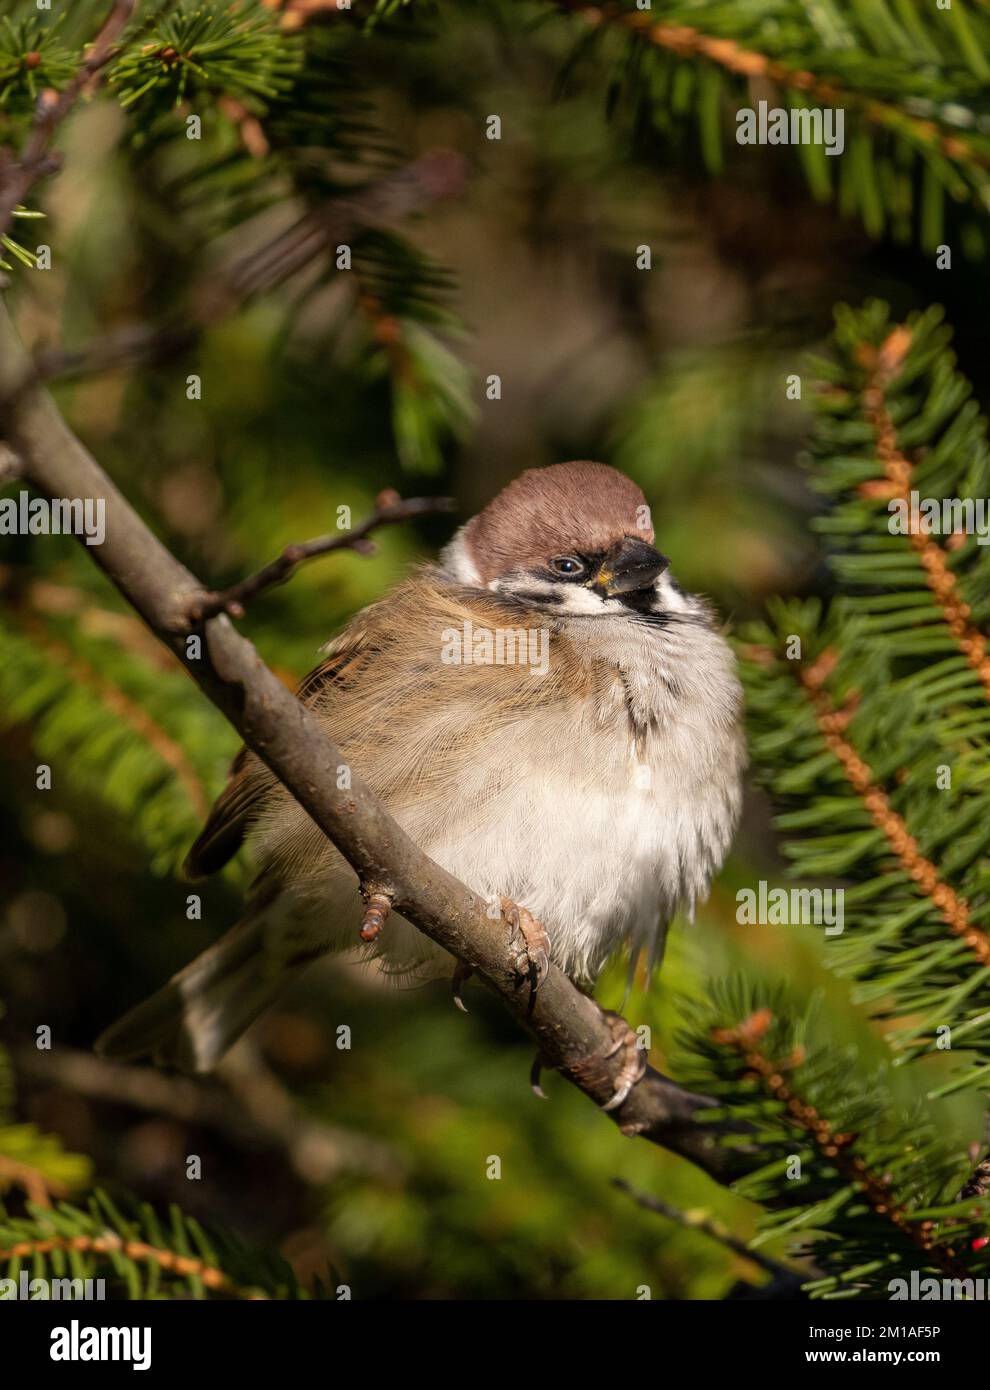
top-left (97, 461), bottom-right (746, 1090)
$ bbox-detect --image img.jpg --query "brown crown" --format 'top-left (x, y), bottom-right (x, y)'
top-left (464, 461), bottom-right (654, 582)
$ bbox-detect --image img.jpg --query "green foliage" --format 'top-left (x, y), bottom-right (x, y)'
top-left (674, 983), bottom-right (990, 1298)
top-left (739, 303), bottom-right (990, 1081)
top-left (555, 0), bottom-right (990, 253)
top-left (0, 1125), bottom-right (92, 1201)
top-left (109, 2), bottom-right (301, 115)
top-left (0, 14), bottom-right (75, 115)
top-left (0, 1190), bottom-right (310, 1299)
top-left (0, 2), bottom-right (469, 473)
top-left (0, 589), bottom-right (238, 876)
top-left (0, 206), bottom-right (42, 271)
top-left (0, 1013), bottom-right (93, 1211)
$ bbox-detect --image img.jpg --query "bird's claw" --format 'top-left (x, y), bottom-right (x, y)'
top-left (451, 961), bottom-right (473, 1012)
top-left (600, 1011), bottom-right (647, 1112)
top-left (530, 1052), bottom-right (549, 1100)
top-left (501, 897), bottom-right (551, 990)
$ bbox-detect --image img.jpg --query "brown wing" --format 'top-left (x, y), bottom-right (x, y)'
top-left (181, 638), bottom-right (368, 881)
top-left (182, 744), bottom-right (259, 880)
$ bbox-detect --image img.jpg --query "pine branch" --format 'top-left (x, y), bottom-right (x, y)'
top-left (800, 645), bottom-right (988, 967)
top-left (858, 329), bottom-right (990, 698)
top-left (674, 987), bottom-right (990, 1297)
top-left (13, 606), bottom-right (210, 818)
top-left (108, 1), bottom-right (300, 114)
top-left (0, 1189), bottom-right (308, 1299)
top-left (551, 0), bottom-right (990, 251)
top-left (0, 586), bottom-right (235, 874)
top-left (0, 0), bottom-right (135, 239)
top-left (739, 301), bottom-right (990, 1082)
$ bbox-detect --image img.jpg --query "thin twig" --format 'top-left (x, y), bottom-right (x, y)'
top-left (0, 0), bottom-right (136, 241)
top-left (187, 491), bottom-right (455, 622)
top-left (14, 1043), bottom-right (401, 1185)
top-left (0, 1153), bottom-right (68, 1209)
top-left (612, 1178), bottom-right (796, 1281)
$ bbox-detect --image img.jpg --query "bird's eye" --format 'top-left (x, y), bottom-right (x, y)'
top-left (549, 555), bottom-right (586, 578)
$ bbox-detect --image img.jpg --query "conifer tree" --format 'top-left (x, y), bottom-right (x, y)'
top-left (3, 0), bottom-right (990, 1303)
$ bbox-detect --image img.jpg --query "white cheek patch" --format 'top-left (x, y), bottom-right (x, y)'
top-left (552, 585), bottom-right (612, 615)
top-left (438, 528), bottom-right (483, 585)
top-left (492, 576), bottom-right (612, 613)
top-left (654, 574), bottom-right (695, 614)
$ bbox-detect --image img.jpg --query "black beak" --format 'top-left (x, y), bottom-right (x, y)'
top-left (590, 537), bottom-right (670, 597)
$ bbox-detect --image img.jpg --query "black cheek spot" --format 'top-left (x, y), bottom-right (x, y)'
top-left (512, 589), bottom-right (565, 606)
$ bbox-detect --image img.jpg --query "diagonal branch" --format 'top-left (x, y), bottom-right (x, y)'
top-left (612, 1177), bottom-right (798, 1284)
top-left (0, 295), bottom-right (739, 1186)
top-left (13, 1042), bottom-right (402, 1185)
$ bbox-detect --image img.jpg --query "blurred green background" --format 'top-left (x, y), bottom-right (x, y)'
top-left (3, 0), bottom-right (990, 1298)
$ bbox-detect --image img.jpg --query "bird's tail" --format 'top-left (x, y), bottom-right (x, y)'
top-left (95, 913), bottom-right (303, 1073)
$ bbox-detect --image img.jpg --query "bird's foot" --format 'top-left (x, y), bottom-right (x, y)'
top-left (501, 897), bottom-right (550, 990)
top-left (600, 1010), bottom-right (647, 1112)
top-left (531, 1013), bottom-right (646, 1109)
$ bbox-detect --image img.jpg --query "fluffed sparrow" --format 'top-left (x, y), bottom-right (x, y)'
top-left (97, 461), bottom-right (745, 1075)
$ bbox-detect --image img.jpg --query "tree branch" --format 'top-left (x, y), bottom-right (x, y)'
top-left (187, 490), bottom-right (455, 621)
top-left (13, 1043), bottom-right (402, 1185)
top-left (612, 1178), bottom-right (796, 1282)
top-left (0, 295), bottom-right (739, 1186)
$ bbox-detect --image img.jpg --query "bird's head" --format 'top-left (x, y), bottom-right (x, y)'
top-left (442, 461), bottom-right (679, 617)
